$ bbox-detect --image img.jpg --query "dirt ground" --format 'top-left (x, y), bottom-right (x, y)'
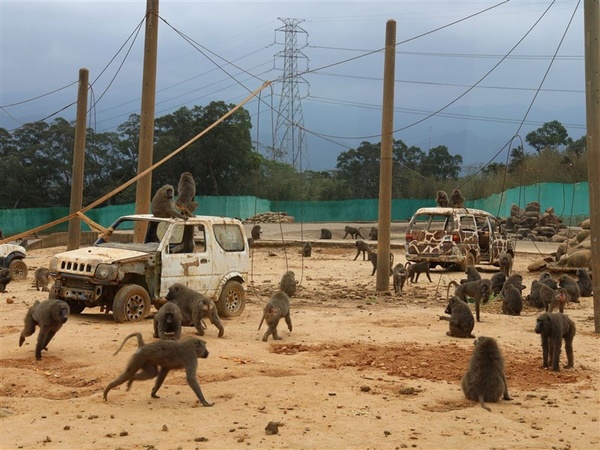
top-left (1, 240), bottom-right (598, 450)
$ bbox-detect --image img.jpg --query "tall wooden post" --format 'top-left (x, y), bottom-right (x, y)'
top-left (133, 0), bottom-right (159, 242)
top-left (376, 20), bottom-right (396, 292)
top-left (583, 0), bottom-right (600, 332)
top-left (67, 68), bottom-right (89, 250)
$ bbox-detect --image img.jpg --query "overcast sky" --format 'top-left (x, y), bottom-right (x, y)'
top-left (0, 0), bottom-right (588, 172)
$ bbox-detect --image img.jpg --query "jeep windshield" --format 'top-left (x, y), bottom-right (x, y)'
top-left (94, 216), bottom-right (171, 252)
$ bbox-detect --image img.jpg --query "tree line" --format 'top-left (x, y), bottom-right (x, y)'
top-left (0, 102), bottom-right (587, 209)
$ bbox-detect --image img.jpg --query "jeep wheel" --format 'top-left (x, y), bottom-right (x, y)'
top-left (217, 280), bottom-right (245, 318)
top-left (8, 259), bottom-right (28, 280)
top-left (460, 252), bottom-right (476, 272)
top-left (113, 285), bottom-right (151, 323)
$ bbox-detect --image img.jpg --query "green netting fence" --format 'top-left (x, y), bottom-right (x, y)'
top-left (0, 182), bottom-right (590, 236)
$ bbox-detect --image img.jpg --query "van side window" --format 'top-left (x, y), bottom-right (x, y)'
top-left (459, 216), bottom-right (476, 232)
top-left (214, 224), bottom-right (245, 252)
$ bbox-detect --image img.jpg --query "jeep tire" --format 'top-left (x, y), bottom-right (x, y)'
top-left (8, 259), bottom-right (27, 280)
top-left (112, 284), bottom-right (151, 323)
top-left (217, 280), bottom-right (245, 318)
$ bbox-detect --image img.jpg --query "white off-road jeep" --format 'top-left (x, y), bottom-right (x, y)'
top-left (48, 214), bottom-right (249, 322)
top-left (0, 242), bottom-right (28, 280)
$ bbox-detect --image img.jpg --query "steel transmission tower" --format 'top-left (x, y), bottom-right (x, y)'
top-left (273, 18), bottom-right (309, 170)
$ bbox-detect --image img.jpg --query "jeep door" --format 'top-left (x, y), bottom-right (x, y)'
top-left (158, 222), bottom-right (214, 297)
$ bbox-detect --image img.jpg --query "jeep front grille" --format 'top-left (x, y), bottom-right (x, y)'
top-left (59, 260), bottom-right (94, 274)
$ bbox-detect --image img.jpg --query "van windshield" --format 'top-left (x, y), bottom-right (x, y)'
top-left (409, 214), bottom-right (454, 232)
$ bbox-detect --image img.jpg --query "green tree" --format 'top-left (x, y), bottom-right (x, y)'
top-left (525, 120), bottom-right (572, 153)
top-left (420, 145), bottom-right (462, 180)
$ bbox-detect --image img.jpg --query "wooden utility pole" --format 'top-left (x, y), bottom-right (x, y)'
top-left (133, 0), bottom-right (159, 242)
top-left (583, 0), bottom-right (600, 332)
top-left (67, 68), bottom-right (89, 250)
top-left (376, 19), bottom-right (396, 292)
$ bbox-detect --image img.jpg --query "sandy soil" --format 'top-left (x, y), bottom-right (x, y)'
top-left (1, 241), bottom-right (598, 450)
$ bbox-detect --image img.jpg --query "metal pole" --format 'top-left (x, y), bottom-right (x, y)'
top-left (376, 20), bottom-right (396, 292)
top-left (67, 68), bottom-right (89, 250)
top-left (133, 0), bottom-right (159, 242)
top-left (583, 0), bottom-right (600, 332)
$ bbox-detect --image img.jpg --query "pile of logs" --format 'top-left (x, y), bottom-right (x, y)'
top-left (244, 211), bottom-right (295, 224)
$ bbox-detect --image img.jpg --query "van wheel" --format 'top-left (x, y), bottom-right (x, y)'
top-left (8, 260), bottom-right (28, 280)
top-left (113, 285), bottom-right (151, 323)
top-left (217, 280), bottom-right (245, 318)
top-left (460, 252), bottom-right (476, 272)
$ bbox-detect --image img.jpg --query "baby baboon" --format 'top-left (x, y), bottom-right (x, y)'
top-left (34, 267), bottom-right (52, 292)
top-left (447, 279), bottom-right (492, 323)
top-left (436, 190), bottom-right (450, 207)
top-left (302, 242), bottom-right (312, 257)
top-left (279, 270), bottom-right (298, 297)
top-left (500, 284), bottom-right (523, 316)
top-left (175, 172), bottom-right (198, 217)
top-left (392, 263), bottom-right (407, 295)
top-left (258, 291), bottom-right (292, 342)
top-left (439, 296), bottom-right (475, 338)
top-left (343, 226), bottom-right (364, 239)
top-left (368, 251), bottom-right (394, 276)
top-left (165, 283), bottom-right (224, 337)
top-left (498, 252), bottom-right (513, 277)
top-left (103, 333), bottom-right (213, 406)
top-left (320, 228), bottom-right (332, 240)
top-left (251, 225), bottom-right (262, 240)
top-left (151, 185), bottom-right (187, 219)
top-left (549, 288), bottom-right (568, 313)
top-left (461, 266), bottom-right (481, 284)
top-left (461, 336), bottom-right (512, 412)
top-left (354, 240), bottom-right (372, 261)
top-left (0, 267), bottom-right (11, 292)
top-left (576, 268), bottom-right (593, 297)
top-left (558, 274), bottom-right (581, 303)
top-left (368, 227), bottom-right (378, 241)
top-left (405, 261), bottom-right (432, 283)
top-left (539, 271), bottom-right (558, 290)
top-left (19, 299), bottom-right (70, 360)
top-left (450, 188), bottom-right (465, 208)
top-left (153, 302), bottom-right (182, 340)
top-left (535, 312), bottom-right (576, 371)
top-left (490, 272), bottom-right (506, 295)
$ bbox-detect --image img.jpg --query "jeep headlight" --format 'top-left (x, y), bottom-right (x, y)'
top-left (48, 257), bottom-right (58, 273)
top-left (95, 264), bottom-right (118, 281)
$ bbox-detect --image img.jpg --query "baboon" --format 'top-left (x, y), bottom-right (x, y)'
top-left (354, 240), bottom-right (372, 261)
top-left (191, 296), bottom-right (224, 338)
top-left (576, 268), bottom-right (593, 297)
top-left (0, 267), bottom-right (11, 292)
top-left (539, 271), bottom-right (558, 290)
top-left (558, 274), bottom-right (581, 303)
top-left (533, 281), bottom-right (556, 311)
top-left (258, 291), bottom-right (292, 342)
top-left (368, 251), bottom-right (394, 276)
top-left (392, 263), bottom-right (407, 295)
top-left (490, 272), bottom-right (506, 295)
top-left (343, 226), bottom-right (364, 239)
top-left (405, 261), bottom-right (432, 283)
top-left (251, 225), bottom-right (262, 240)
top-left (535, 312), bottom-right (576, 371)
top-left (500, 284), bottom-right (523, 316)
top-left (151, 185), bottom-right (187, 219)
top-left (549, 288), bottom-right (568, 313)
top-left (34, 267), bottom-right (52, 292)
top-left (450, 188), bottom-right (465, 208)
top-left (153, 302), bottom-right (182, 340)
top-left (503, 273), bottom-right (526, 293)
top-left (320, 228), bottom-right (332, 240)
top-left (461, 266), bottom-right (481, 284)
top-left (279, 270), bottom-right (298, 297)
top-left (175, 172), bottom-right (198, 217)
top-left (368, 227), bottom-right (378, 241)
top-left (461, 336), bottom-right (512, 412)
top-left (19, 299), bottom-right (70, 360)
top-left (498, 252), bottom-right (513, 277)
top-left (165, 283), bottom-right (225, 337)
top-left (439, 296), bottom-right (475, 338)
top-left (18, 238), bottom-right (28, 249)
top-left (103, 333), bottom-right (213, 406)
top-left (302, 242), bottom-right (312, 257)
top-left (436, 190), bottom-right (450, 207)
top-left (447, 279), bottom-right (492, 322)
